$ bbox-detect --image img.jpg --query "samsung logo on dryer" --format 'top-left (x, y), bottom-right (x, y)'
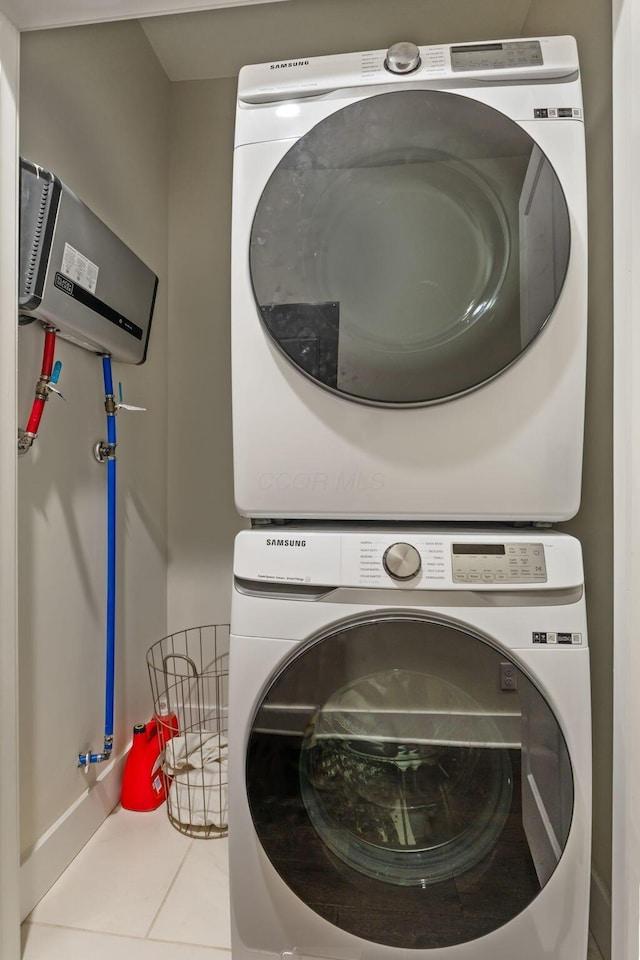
top-left (265, 538), bottom-right (307, 547)
top-left (270, 60), bottom-right (310, 70)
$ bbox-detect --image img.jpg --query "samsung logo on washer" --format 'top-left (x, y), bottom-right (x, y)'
top-left (270, 60), bottom-right (310, 69)
top-left (265, 539), bottom-right (307, 547)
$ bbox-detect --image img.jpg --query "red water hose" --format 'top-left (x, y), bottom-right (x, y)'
top-left (24, 326), bottom-right (56, 437)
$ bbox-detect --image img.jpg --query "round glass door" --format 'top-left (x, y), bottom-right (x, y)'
top-left (250, 90), bottom-right (571, 405)
top-left (247, 616), bottom-right (573, 949)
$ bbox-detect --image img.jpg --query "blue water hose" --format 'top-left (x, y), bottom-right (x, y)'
top-left (104, 355), bottom-right (116, 751)
top-left (78, 356), bottom-right (117, 767)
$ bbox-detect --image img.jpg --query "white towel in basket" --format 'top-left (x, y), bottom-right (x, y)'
top-left (163, 733), bottom-right (228, 774)
top-left (167, 759), bottom-right (228, 827)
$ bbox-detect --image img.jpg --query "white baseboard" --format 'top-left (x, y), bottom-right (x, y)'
top-left (590, 867), bottom-right (612, 960)
top-left (19, 750), bottom-right (126, 921)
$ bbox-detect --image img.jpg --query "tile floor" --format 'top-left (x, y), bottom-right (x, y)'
top-left (22, 805), bottom-right (229, 959)
top-left (21, 804), bottom-right (606, 960)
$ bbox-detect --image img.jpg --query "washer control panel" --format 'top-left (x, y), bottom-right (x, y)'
top-left (233, 529), bottom-right (581, 590)
top-left (451, 542), bottom-right (547, 584)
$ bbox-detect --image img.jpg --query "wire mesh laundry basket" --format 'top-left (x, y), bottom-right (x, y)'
top-left (147, 624), bottom-right (229, 839)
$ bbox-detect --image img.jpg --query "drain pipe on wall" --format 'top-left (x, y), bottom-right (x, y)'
top-left (78, 355), bottom-right (117, 768)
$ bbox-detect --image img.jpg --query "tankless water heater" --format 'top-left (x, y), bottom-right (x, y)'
top-left (19, 158), bottom-right (157, 364)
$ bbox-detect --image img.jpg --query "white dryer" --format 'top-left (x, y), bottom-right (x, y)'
top-left (231, 36), bottom-right (588, 522)
top-left (229, 526), bottom-right (591, 960)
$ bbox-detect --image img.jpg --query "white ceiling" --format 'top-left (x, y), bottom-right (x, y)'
top-left (140, 0), bottom-right (535, 82)
top-left (0, 0), bottom-right (289, 32)
top-left (1, 0), bottom-right (536, 82)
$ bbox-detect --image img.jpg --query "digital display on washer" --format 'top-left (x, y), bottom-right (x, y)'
top-left (451, 542), bottom-right (547, 583)
top-left (450, 41), bottom-right (543, 72)
top-left (452, 544), bottom-right (506, 555)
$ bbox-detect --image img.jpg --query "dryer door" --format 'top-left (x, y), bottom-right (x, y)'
top-left (246, 616), bottom-right (573, 949)
top-left (249, 90), bottom-right (571, 405)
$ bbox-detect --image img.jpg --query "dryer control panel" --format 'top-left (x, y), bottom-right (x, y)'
top-left (238, 35), bottom-right (580, 105)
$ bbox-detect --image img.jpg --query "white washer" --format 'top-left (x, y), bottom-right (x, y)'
top-left (232, 36), bottom-right (588, 522)
top-left (229, 526), bottom-right (591, 960)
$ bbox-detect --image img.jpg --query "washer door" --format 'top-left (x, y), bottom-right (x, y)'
top-left (249, 90), bottom-right (570, 405)
top-left (246, 616), bottom-right (573, 949)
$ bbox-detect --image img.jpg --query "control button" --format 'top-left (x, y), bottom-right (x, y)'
top-left (385, 41), bottom-right (421, 74)
top-left (383, 542), bottom-right (422, 581)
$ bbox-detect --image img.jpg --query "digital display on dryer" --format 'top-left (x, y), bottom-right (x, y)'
top-left (450, 41), bottom-right (543, 72)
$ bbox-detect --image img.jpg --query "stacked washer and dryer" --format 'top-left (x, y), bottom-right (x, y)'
top-left (228, 35), bottom-right (591, 960)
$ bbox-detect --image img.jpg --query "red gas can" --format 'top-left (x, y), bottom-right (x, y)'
top-left (121, 721), bottom-right (166, 811)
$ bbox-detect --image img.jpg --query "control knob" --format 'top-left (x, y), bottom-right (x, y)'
top-left (383, 542), bottom-right (422, 581)
top-left (385, 42), bottom-right (421, 75)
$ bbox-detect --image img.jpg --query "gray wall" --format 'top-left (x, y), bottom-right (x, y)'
top-left (19, 20), bottom-right (169, 856)
top-left (167, 76), bottom-right (244, 635)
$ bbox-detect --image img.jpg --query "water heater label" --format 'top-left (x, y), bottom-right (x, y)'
top-left (61, 242), bottom-right (99, 294)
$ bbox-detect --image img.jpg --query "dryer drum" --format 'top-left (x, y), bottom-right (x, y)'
top-left (249, 89), bottom-right (571, 405)
top-left (299, 669), bottom-right (513, 886)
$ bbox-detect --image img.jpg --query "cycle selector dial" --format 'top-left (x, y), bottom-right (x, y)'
top-left (385, 42), bottom-right (421, 74)
top-left (383, 542), bottom-right (422, 581)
